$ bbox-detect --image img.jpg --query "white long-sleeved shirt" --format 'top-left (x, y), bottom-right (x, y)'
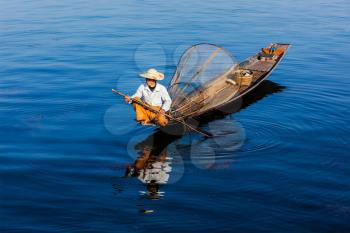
top-left (131, 83), bottom-right (172, 111)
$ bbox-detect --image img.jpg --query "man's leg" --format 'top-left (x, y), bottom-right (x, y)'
top-left (156, 112), bottom-right (168, 126)
top-left (133, 102), bottom-right (168, 126)
top-left (133, 98), bottom-right (151, 123)
top-left (157, 115), bottom-right (168, 126)
top-left (144, 106), bottom-right (168, 126)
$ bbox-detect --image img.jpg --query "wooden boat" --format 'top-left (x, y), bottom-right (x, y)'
top-left (161, 43), bottom-right (290, 134)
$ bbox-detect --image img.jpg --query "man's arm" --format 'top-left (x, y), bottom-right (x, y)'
top-left (125, 85), bottom-right (143, 103)
top-left (131, 85), bottom-right (143, 99)
top-left (161, 87), bottom-right (172, 112)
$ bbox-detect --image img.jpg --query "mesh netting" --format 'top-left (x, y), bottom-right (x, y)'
top-left (169, 44), bottom-right (238, 118)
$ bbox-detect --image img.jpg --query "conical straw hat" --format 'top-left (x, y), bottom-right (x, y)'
top-left (139, 68), bottom-right (164, 81)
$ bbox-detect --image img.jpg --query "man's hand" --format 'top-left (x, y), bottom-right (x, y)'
top-left (159, 109), bottom-right (165, 115)
top-left (124, 95), bottom-right (131, 103)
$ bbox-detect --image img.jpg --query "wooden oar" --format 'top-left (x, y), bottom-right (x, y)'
top-left (112, 89), bottom-right (213, 138)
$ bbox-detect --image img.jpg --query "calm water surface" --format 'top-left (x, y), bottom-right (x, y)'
top-left (1, 0), bottom-right (349, 232)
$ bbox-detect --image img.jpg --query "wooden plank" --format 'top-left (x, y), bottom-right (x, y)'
top-left (244, 60), bottom-right (275, 72)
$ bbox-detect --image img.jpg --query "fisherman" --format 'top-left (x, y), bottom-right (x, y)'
top-left (124, 68), bottom-right (172, 126)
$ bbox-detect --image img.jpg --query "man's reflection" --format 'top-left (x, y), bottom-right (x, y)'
top-left (125, 131), bottom-right (179, 199)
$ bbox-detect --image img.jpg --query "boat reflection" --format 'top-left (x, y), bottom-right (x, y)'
top-left (239, 80), bottom-right (286, 110)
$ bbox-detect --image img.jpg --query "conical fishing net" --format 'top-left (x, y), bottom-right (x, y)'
top-left (169, 44), bottom-right (238, 118)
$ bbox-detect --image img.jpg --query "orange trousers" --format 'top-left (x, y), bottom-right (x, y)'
top-left (133, 98), bottom-right (168, 126)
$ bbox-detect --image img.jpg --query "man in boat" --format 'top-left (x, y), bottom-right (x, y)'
top-left (124, 68), bottom-right (172, 126)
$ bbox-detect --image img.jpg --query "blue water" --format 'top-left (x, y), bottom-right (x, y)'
top-left (1, 0), bottom-right (350, 232)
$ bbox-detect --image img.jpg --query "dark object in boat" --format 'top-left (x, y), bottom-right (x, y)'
top-left (161, 43), bottom-right (290, 135)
